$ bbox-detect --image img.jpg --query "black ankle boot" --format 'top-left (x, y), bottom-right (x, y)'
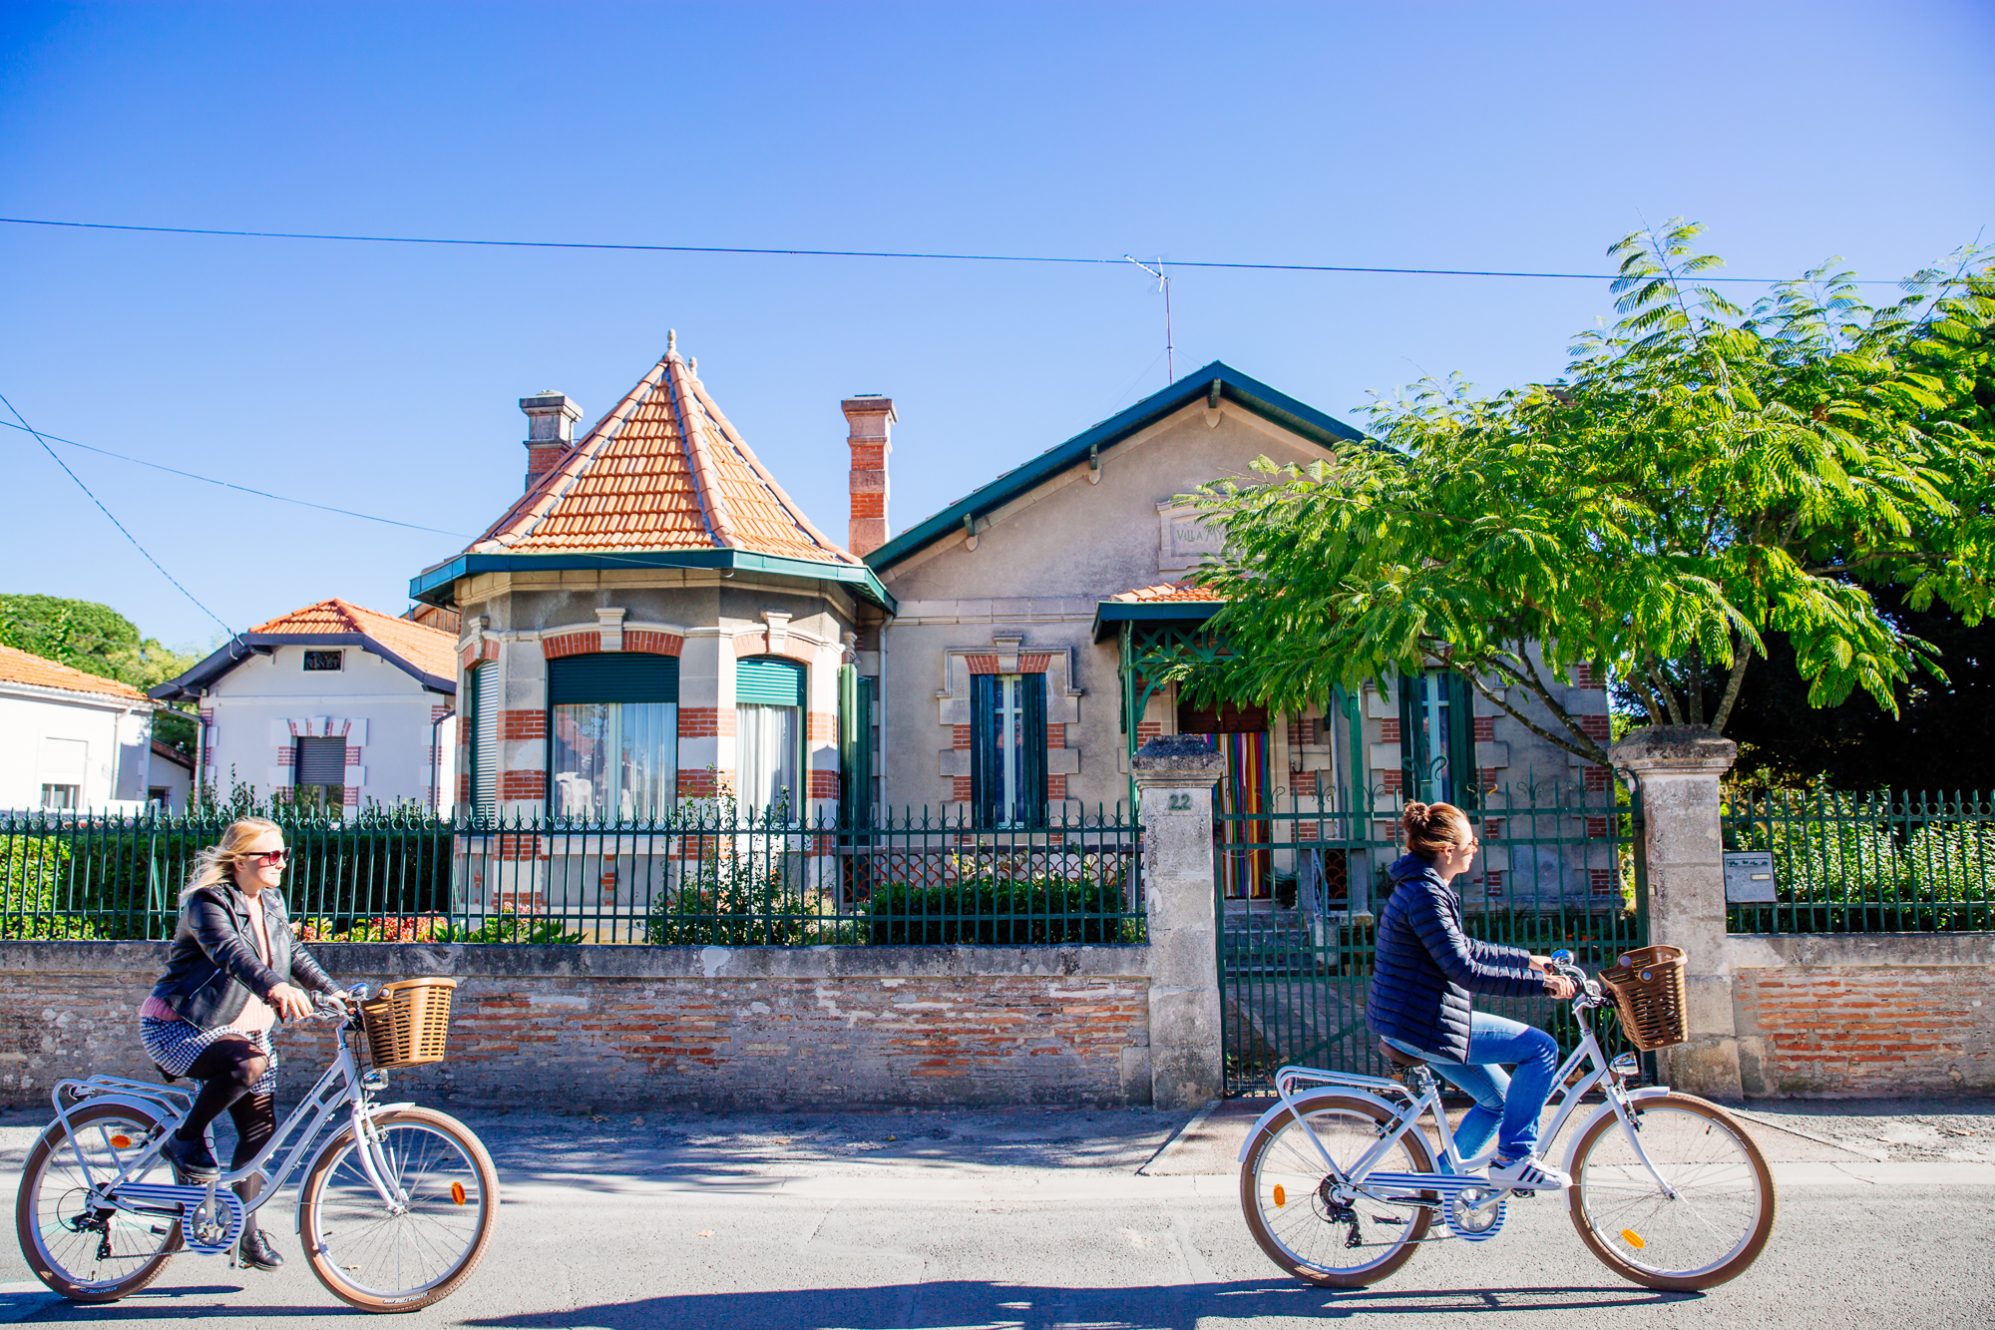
top-left (161, 1131), bottom-right (218, 1180)
top-left (238, 1225), bottom-right (285, 1271)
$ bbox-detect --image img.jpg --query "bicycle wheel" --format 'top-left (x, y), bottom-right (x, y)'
top-left (1239, 1092), bottom-right (1436, 1287)
top-left (14, 1101), bottom-right (184, 1302)
top-left (1567, 1092), bottom-right (1775, 1291)
top-left (298, 1105), bottom-right (499, 1312)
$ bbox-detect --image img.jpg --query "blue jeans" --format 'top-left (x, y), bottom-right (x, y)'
top-left (1385, 1012), bottom-right (1560, 1162)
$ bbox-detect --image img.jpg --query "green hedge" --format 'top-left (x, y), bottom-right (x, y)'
top-left (863, 874), bottom-right (1137, 945)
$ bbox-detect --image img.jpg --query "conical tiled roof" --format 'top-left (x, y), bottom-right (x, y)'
top-left (469, 338), bottom-right (861, 567)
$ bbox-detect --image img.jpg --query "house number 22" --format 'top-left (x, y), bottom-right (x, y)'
top-left (1166, 793), bottom-right (1195, 811)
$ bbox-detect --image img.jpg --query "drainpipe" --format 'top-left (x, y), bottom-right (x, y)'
top-left (431, 700), bottom-right (454, 815)
top-left (193, 690), bottom-right (207, 808)
top-left (877, 621), bottom-right (889, 817)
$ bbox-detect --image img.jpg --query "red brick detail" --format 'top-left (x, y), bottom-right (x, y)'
top-left (1472, 716), bottom-right (1496, 742)
top-left (1136, 721), bottom-right (1162, 746)
top-left (1589, 868), bottom-right (1616, 896)
top-left (496, 834), bottom-right (541, 862)
top-left (808, 711), bottom-right (836, 743)
top-left (677, 769), bottom-right (733, 797)
top-left (1582, 764), bottom-right (1610, 792)
top-left (1017, 653), bottom-right (1053, 674)
top-left (1737, 966), bottom-right (1995, 1094)
top-left (1479, 767), bottom-right (1502, 792)
top-left (733, 634), bottom-right (814, 666)
top-left (808, 770), bottom-right (840, 799)
top-left (1577, 714), bottom-right (1611, 742)
top-left (1046, 724), bottom-right (1066, 749)
top-left (498, 771), bottom-right (545, 800)
top-left (460, 640), bottom-right (500, 671)
top-left (951, 725), bottom-right (972, 750)
top-left (500, 710), bottom-right (546, 740)
top-left (964, 654), bottom-right (1000, 675)
top-left (1585, 816), bottom-right (1610, 839)
top-left (276, 746), bottom-right (296, 765)
top-left (344, 745), bottom-right (363, 768)
top-left (1295, 822), bottom-right (1320, 841)
top-left (624, 631), bottom-right (683, 656)
top-left (1378, 718), bottom-right (1401, 743)
top-left (1482, 818), bottom-right (1503, 840)
top-left (542, 631), bottom-right (603, 659)
top-left (1380, 770), bottom-right (1403, 794)
top-left (951, 776), bottom-right (974, 802)
top-left (849, 441), bottom-right (888, 470)
top-left (341, 786), bottom-right (361, 807)
top-left (457, 772), bottom-right (471, 806)
top-left (680, 708), bottom-right (736, 738)
top-left (849, 492), bottom-right (886, 519)
top-left (1483, 870), bottom-right (1505, 896)
top-left (1573, 663), bottom-right (1605, 690)
top-left (1046, 774), bottom-right (1067, 800)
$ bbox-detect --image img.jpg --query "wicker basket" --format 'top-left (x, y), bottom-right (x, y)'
top-left (359, 978), bottom-right (459, 1069)
top-left (1598, 945), bottom-right (1689, 1052)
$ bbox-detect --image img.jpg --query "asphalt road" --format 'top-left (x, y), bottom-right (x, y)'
top-left (3, 1102), bottom-right (1992, 1329)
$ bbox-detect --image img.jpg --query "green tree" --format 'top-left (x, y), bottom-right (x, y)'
top-left (1181, 222), bottom-right (1995, 765)
top-left (0, 593), bottom-right (200, 755)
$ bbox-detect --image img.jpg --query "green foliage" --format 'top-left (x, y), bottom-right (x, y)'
top-left (0, 593), bottom-right (202, 757)
top-left (1183, 221), bottom-right (1995, 762)
top-left (298, 911), bottom-right (581, 944)
top-left (645, 853), bottom-right (853, 946)
top-left (863, 871), bottom-right (1136, 944)
top-left (1, 835), bottom-right (97, 940)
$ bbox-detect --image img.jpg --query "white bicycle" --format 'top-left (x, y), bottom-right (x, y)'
top-left (1239, 950), bottom-right (1775, 1291)
top-left (14, 981), bottom-right (498, 1313)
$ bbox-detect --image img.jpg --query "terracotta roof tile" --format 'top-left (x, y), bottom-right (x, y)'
top-left (0, 644), bottom-right (149, 703)
top-left (1107, 580), bottom-right (1226, 604)
top-left (467, 341), bottom-right (860, 568)
top-left (251, 599), bottom-right (456, 681)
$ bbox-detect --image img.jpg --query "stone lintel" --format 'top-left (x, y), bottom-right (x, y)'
top-left (1610, 726), bottom-right (1738, 776)
top-left (1131, 735), bottom-right (1224, 786)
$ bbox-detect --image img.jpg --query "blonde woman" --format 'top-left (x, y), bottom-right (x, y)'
top-left (139, 818), bottom-right (342, 1271)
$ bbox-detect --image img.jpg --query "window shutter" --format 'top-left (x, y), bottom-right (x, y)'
top-left (735, 657), bottom-right (804, 707)
top-left (970, 673), bottom-right (998, 821)
top-left (1398, 674), bottom-right (1425, 802)
top-left (296, 736), bottom-right (346, 785)
top-left (1021, 672), bottom-right (1048, 825)
top-left (1446, 673), bottom-right (1478, 810)
top-left (472, 664), bottom-right (498, 815)
top-left (549, 654), bottom-right (679, 705)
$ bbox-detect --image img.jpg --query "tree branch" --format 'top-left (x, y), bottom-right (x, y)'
top-left (1451, 663), bottom-right (1610, 766)
top-left (1710, 631), bottom-right (1756, 732)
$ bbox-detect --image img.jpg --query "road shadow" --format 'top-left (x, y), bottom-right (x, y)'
top-left (464, 1278), bottom-right (1696, 1330)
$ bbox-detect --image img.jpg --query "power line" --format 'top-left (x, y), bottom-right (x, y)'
top-left (0, 389), bottom-right (235, 637)
top-left (0, 418), bottom-right (474, 537)
top-left (0, 215), bottom-right (1915, 286)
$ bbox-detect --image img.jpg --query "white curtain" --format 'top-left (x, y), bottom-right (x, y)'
top-left (739, 704), bottom-right (799, 819)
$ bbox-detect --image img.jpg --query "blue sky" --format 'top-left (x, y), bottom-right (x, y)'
top-left (3, 0), bottom-right (1991, 650)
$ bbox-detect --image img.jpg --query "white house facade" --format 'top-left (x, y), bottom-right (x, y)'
top-left (0, 644), bottom-right (154, 812)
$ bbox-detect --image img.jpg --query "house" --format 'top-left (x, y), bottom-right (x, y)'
top-left (150, 600), bottom-right (458, 811)
top-left (0, 644), bottom-right (154, 812)
top-left (409, 340), bottom-right (1604, 913)
top-left (147, 739), bottom-right (194, 810)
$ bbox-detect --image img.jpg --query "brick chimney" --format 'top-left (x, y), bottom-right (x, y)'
top-left (520, 391), bottom-right (584, 491)
top-left (842, 394), bottom-right (895, 558)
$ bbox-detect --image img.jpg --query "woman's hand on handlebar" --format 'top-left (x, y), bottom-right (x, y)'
top-left (268, 982), bottom-right (315, 1022)
top-left (1544, 973), bottom-right (1578, 1001)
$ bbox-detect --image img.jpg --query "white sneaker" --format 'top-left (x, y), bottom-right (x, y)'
top-left (1487, 1155), bottom-right (1571, 1192)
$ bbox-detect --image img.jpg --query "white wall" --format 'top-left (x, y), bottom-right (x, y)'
top-left (201, 645), bottom-right (452, 810)
top-left (147, 756), bottom-right (194, 811)
top-left (0, 688), bottom-right (153, 812)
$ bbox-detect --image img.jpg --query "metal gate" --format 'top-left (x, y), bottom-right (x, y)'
top-left (1217, 777), bottom-right (1647, 1095)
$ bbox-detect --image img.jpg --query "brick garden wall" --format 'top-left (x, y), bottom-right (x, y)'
top-left (0, 942), bottom-right (1153, 1111)
top-left (1729, 932), bottom-right (1995, 1097)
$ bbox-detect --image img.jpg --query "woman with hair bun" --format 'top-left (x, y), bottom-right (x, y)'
top-left (1368, 800), bottom-right (1578, 1193)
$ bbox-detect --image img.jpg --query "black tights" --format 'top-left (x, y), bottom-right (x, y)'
top-left (178, 1039), bottom-right (276, 1169)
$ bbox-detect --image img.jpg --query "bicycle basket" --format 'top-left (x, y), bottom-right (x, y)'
top-left (1598, 945), bottom-right (1688, 1051)
top-left (359, 978), bottom-right (459, 1069)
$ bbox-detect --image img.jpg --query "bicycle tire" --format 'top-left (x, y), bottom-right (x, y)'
top-left (14, 1101), bottom-right (184, 1303)
top-left (297, 1105), bottom-right (499, 1313)
top-left (1567, 1092), bottom-right (1775, 1291)
top-left (1239, 1092), bottom-right (1436, 1288)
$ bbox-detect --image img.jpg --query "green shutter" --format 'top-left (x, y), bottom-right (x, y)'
top-left (1446, 672), bottom-right (1478, 810)
top-left (1021, 672), bottom-right (1048, 825)
top-left (1398, 674), bottom-right (1426, 800)
top-left (548, 654), bottom-right (678, 705)
top-left (970, 673), bottom-right (999, 821)
top-left (736, 657), bottom-right (805, 707)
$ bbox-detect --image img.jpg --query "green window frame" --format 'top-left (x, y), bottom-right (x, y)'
top-left (971, 672), bottom-right (1047, 827)
top-left (736, 657), bottom-right (806, 821)
top-left (1399, 669), bottom-right (1476, 806)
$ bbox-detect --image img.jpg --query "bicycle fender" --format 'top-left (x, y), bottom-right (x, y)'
top-left (53, 1092), bottom-right (179, 1132)
top-left (1560, 1086), bottom-right (1674, 1173)
top-left (1236, 1087), bottom-right (1407, 1163)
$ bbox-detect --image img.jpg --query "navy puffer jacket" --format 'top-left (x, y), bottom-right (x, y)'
top-left (1366, 853), bottom-right (1550, 1062)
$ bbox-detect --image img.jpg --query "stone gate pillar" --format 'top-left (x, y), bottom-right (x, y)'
top-left (1611, 727), bottom-right (1741, 1097)
top-left (1132, 735), bottom-right (1225, 1109)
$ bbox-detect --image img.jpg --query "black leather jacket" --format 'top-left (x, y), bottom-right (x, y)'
top-left (148, 884), bottom-right (338, 1029)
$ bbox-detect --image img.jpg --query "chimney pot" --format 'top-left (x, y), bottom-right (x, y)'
top-left (842, 395), bottom-right (896, 559)
top-left (520, 392), bottom-right (585, 491)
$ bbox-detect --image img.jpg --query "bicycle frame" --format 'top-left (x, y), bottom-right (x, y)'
top-left (50, 991), bottom-right (413, 1226)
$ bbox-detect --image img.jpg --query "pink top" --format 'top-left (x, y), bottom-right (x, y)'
top-left (137, 888), bottom-right (280, 1031)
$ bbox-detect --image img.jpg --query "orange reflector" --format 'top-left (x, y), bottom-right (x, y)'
top-left (1272, 1184), bottom-right (1287, 1208)
top-left (450, 1182), bottom-right (467, 1206)
top-left (1621, 1228), bottom-right (1646, 1249)
top-left (109, 1134), bottom-right (132, 1149)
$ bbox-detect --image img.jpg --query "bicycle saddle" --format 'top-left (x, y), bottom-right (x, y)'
top-left (1378, 1040), bottom-right (1428, 1070)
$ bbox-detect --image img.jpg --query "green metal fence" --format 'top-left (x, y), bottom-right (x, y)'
top-left (1217, 777), bottom-right (1646, 1095)
top-left (0, 804), bottom-right (1142, 946)
top-left (1723, 788), bottom-right (1995, 935)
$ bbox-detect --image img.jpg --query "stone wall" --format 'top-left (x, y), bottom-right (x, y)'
top-left (1729, 931), bottom-right (1995, 1097)
top-left (0, 942), bottom-right (1152, 1111)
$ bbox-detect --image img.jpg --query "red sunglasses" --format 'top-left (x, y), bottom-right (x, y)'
top-left (245, 850), bottom-right (289, 866)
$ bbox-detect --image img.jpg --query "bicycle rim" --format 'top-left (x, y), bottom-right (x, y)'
top-left (1241, 1096), bottom-right (1434, 1285)
top-left (1571, 1095), bottom-right (1773, 1288)
top-left (15, 1104), bottom-right (181, 1302)
top-left (300, 1107), bottom-right (497, 1312)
